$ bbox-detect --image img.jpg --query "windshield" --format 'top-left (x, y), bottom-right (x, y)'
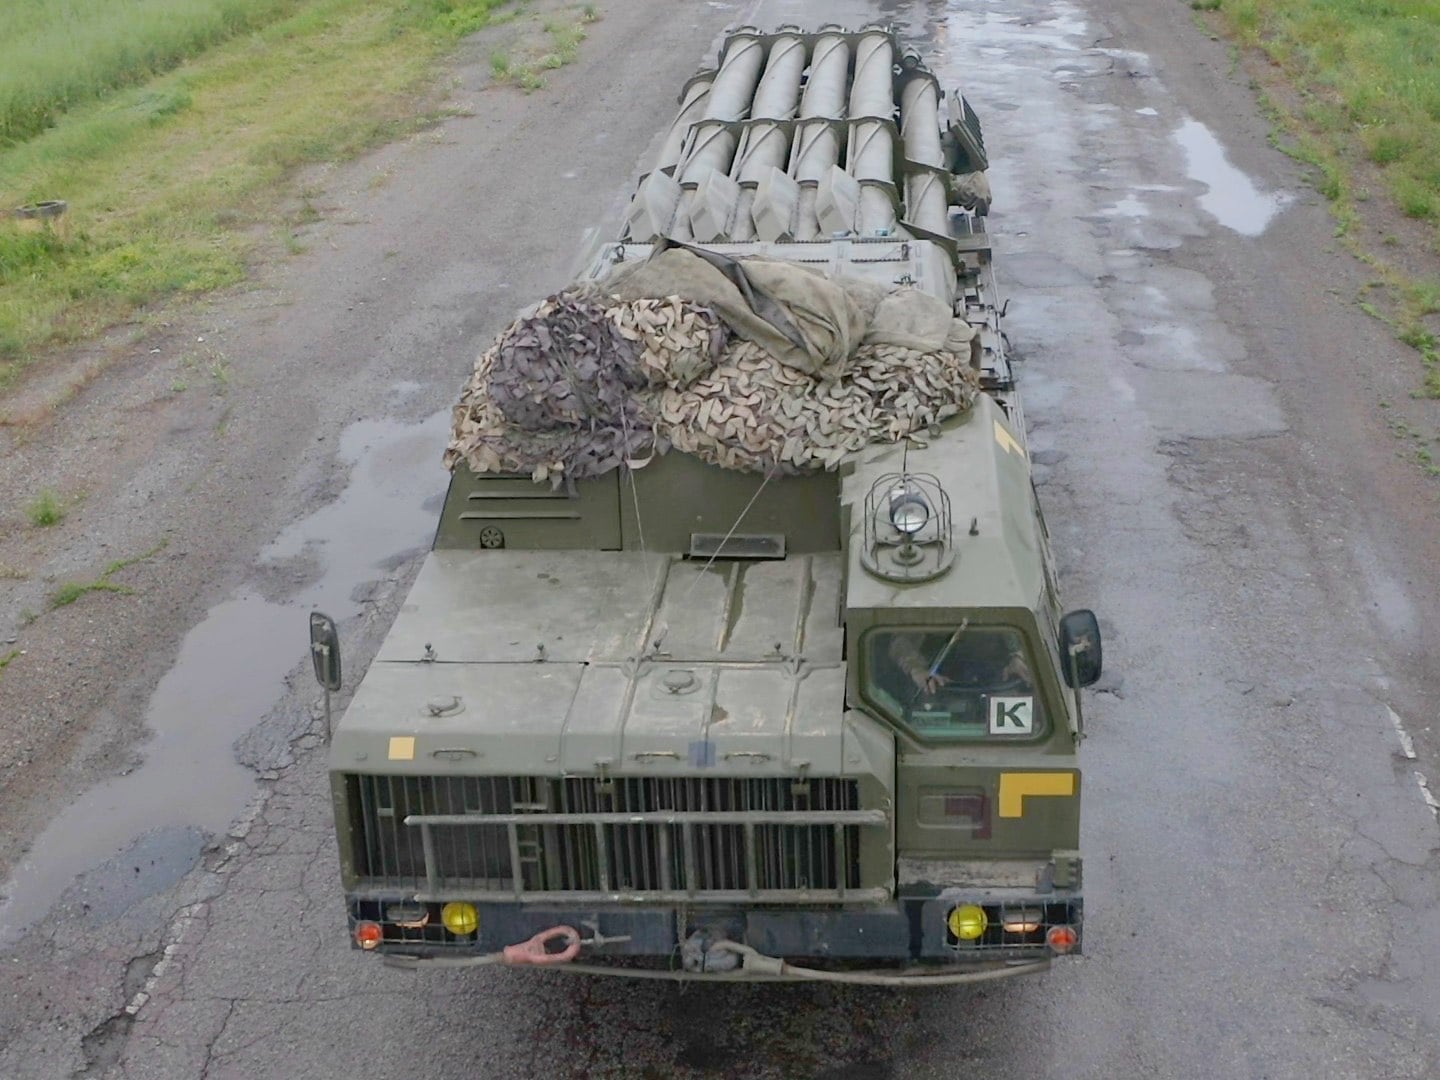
top-left (862, 627), bottom-right (1045, 741)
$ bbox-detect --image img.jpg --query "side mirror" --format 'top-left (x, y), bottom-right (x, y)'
top-left (309, 612), bottom-right (342, 692)
top-left (1058, 609), bottom-right (1102, 689)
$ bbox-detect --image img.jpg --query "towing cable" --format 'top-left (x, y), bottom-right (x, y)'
top-left (383, 925), bottom-right (588, 968)
top-left (382, 925), bottom-right (1050, 985)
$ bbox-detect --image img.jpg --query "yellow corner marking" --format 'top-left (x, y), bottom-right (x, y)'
top-left (388, 736), bottom-right (416, 761)
top-left (998, 772), bottom-right (1075, 818)
top-left (993, 418), bottom-right (1025, 458)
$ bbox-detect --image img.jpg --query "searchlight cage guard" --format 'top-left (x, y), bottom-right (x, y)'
top-left (861, 471), bottom-right (955, 583)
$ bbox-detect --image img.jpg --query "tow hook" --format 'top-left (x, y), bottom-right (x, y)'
top-left (502, 925), bottom-right (582, 965)
top-left (381, 924), bottom-right (632, 971)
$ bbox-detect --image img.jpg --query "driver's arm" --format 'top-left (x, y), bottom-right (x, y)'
top-left (1001, 649), bottom-right (1032, 684)
top-left (888, 634), bottom-right (935, 692)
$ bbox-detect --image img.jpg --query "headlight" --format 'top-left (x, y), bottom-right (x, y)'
top-left (888, 483), bottom-right (931, 535)
top-left (1001, 909), bottom-right (1043, 934)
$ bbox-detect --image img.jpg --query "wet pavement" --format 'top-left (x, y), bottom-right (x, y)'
top-left (1171, 117), bottom-right (1291, 236)
top-left (3, 0), bottom-right (1440, 1076)
top-left (0, 409), bottom-right (449, 945)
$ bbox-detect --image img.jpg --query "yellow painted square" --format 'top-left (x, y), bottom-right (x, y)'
top-left (993, 418), bottom-right (1025, 458)
top-left (388, 736), bottom-right (416, 761)
top-left (998, 771), bottom-right (1075, 817)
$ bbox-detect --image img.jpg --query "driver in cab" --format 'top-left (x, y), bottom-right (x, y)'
top-left (888, 627), bottom-right (1032, 700)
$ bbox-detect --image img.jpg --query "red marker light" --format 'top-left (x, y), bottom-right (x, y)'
top-left (941, 792), bottom-right (991, 839)
top-left (1046, 925), bottom-right (1077, 954)
top-left (355, 921), bottom-right (384, 950)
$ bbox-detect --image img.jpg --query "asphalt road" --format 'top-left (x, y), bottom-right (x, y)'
top-left (2, 0), bottom-right (1439, 1076)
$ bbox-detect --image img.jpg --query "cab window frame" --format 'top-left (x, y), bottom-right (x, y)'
top-left (857, 624), bottom-right (1052, 744)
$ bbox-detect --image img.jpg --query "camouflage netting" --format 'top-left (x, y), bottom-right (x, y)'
top-left (444, 248), bottom-right (982, 484)
top-left (658, 340), bottom-right (978, 471)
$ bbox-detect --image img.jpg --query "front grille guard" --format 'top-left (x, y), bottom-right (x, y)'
top-left (384, 808), bottom-right (891, 904)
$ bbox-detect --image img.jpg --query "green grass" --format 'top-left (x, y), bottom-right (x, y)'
top-left (0, 0), bottom-right (301, 147)
top-left (424, 0), bottom-right (513, 36)
top-left (49, 540), bottom-right (166, 609)
top-left (51, 579), bottom-right (134, 608)
top-left (25, 489), bottom-right (64, 526)
top-left (1385, 412), bottom-right (1440, 475)
top-left (1207, 1), bottom-right (1440, 394)
top-left (548, 20), bottom-right (586, 63)
top-left (0, 648), bottom-right (20, 681)
top-left (480, 10), bottom-right (590, 93)
top-left (0, 0), bottom-right (520, 391)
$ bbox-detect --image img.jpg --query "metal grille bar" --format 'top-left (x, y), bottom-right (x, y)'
top-left (407, 887), bottom-right (892, 904)
top-left (345, 775), bottom-right (877, 901)
top-left (405, 810), bottom-right (884, 826)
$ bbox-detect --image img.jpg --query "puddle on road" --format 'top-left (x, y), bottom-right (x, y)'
top-left (1173, 118), bottom-right (1290, 237)
top-left (0, 407), bottom-right (451, 945)
top-left (262, 412), bottom-right (450, 613)
top-left (1106, 193), bottom-right (1150, 220)
top-left (946, 1), bottom-right (1088, 56)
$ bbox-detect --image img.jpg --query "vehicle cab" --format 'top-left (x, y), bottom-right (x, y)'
top-left (841, 394), bottom-right (1100, 956)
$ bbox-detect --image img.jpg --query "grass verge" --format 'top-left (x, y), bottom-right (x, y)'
top-left (1197, 0), bottom-right (1440, 397)
top-left (487, 7), bottom-right (595, 92)
top-left (0, 0), bottom-right (522, 392)
top-left (49, 540), bottom-right (167, 609)
top-left (0, 0), bottom-right (302, 147)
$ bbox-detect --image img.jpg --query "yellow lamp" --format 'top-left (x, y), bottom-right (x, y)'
top-left (947, 904), bottom-right (988, 941)
top-left (441, 902), bottom-right (479, 936)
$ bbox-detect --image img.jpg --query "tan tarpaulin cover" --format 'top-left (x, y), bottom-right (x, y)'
top-left (604, 242), bottom-right (980, 367)
top-left (602, 244), bottom-right (871, 376)
top-left (446, 244), bottom-right (982, 482)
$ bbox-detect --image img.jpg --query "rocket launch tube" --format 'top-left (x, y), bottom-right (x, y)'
top-left (848, 30), bottom-right (894, 120)
top-left (899, 73), bottom-right (948, 234)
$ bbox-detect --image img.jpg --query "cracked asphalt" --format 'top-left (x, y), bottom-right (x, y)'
top-left (3, 0), bottom-right (1440, 1077)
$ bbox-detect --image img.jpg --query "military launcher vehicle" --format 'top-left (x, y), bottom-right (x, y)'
top-left (312, 25), bottom-right (1102, 985)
